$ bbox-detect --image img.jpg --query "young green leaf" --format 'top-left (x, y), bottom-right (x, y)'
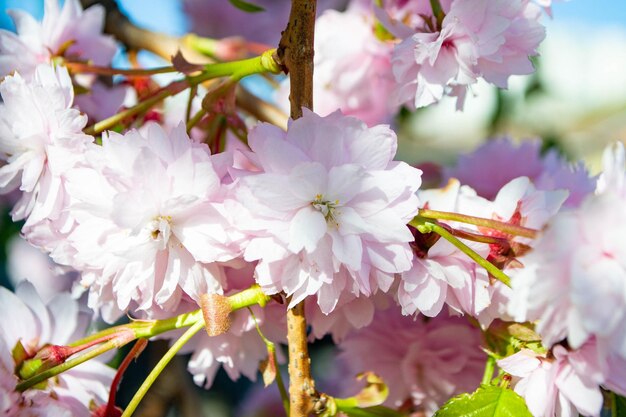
top-left (434, 385), bottom-right (532, 417)
top-left (229, 0), bottom-right (265, 13)
top-left (613, 393), bottom-right (626, 417)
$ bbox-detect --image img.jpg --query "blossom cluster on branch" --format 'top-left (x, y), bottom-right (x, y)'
top-left (0, 0), bottom-right (623, 417)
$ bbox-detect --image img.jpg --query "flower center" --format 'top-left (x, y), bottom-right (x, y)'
top-left (149, 215), bottom-right (172, 249)
top-left (312, 194), bottom-right (340, 228)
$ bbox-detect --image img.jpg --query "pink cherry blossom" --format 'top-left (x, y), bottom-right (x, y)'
top-left (233, 109), bottom-right (421, 313)
top-left (397, 179), bottom-right (492, 322)
top-left (0, 64), bottom-right (94, 231)
top-left (596, 141), bottom-right (625, 196)
top-left (63, 123), bottom-right (242, 321)
top-left (307, 291), bottom-right (389, 342)
top-left (508, 191), bottom-right (626, 359)
top-left (0, 338), bottom-right (19, 416)
top-left (498, 342), bottom-right (609, 417)
top-left (390, 0), bottom-right (545, 109)
top-left (276, 7), bottom-right (397, 126)
top-left (460, 176), bottom-right (566, 323)
top-left (399, 175), bottom-right (567, 326)
top-left (73, 81), bottom-right (129, 123)
top-left (0, 0), bottom-right (117, 79)
top-left (339, 307), bottom-right (484, 413)
top-left (6, 235), bottom-right (76, 302)
top-left (508, 143), bottom-right (626, 356)
top-left (443, 138), bottom-right (595, 207)
top-left (0, 282), bottom-right (114, 416)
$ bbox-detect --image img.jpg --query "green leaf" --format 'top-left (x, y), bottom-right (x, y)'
top-left (434, 385), bottom-right (532, 417)
top-left (613, 393), bottom-right (626, 417)
top-left (229, 0), bottom-right (265, 13)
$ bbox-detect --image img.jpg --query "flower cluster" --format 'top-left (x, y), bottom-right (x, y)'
top-left (276, 0), bottom-right (549, 125)
top-left (339, 306), bottom-right (485, 413)
top-left (0, 1), bottom-right (623, 416)
top-left (507, 143), bottom-right (626, 364)
top-left (233, 109), bottom-right (422, 313)
top-left (389, 0), bottom-right (546, 109)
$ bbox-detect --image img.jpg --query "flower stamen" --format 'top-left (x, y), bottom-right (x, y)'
top-left (312, 194), bottom-right (340, 228)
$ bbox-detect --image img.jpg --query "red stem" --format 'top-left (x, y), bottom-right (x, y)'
top-left (104, 339), bottom-right (149, 416)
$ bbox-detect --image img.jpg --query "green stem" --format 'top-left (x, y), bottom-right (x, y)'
top-left (121, 320), bottom-right (205, 417)
top-left (412, 219), bottom-right (511, 287)
top-left (429, 0), bottom-right (445, 28)
top-left (18, 286), bottom-right (270, 392)
top-left (185, 85), bottom-right (198, 124)
top-left (70, 286), bottom-right (267, 349)
top-left (68, 309), bottom-right (203, 348)
top-left (186, 108), bottom-right (207, 133)
top-left (418, 209), bottom-right (538, 239)
top-left (84, 49), bottom-right (280, 135)
top-left (481, 356), bottom-right (496, 385)
top-left (274, 351), bottom-right (290, 415)
top-left (228, 284), bottom-right (271, 309)
top-left (65, 62), bottom-right (177, 77)
top-left (184, 34), bottom-right (220, 57)
top-left (249, 308), bottom-right (290, 415)
top-left (16, 334), bottom-right (134, 392)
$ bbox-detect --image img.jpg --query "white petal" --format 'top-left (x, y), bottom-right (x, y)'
top-left (288, 206), bottom-right (327, 253)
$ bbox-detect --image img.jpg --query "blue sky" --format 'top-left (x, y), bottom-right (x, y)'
top-left (2, 0), bottom-right (626, 33)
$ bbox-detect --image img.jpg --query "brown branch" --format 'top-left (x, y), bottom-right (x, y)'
top-left (286, 300), bottom-right (314, 417)
top-left (236, 88), bottom-right (288, 130)
top-left (278, 2), bottom-right (318, 416)
top-left (277, 0), bottom-right (317, 118)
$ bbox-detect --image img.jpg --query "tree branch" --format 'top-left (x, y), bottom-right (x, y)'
top-left (278, 2), bottom-right (318, 415)
top-left (277, 0), bottom-right (317, 118)
top-left (286, 301), bottom-right (314, 417)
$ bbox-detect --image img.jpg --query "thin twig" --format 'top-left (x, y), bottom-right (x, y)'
top-left (80, 0), bottom-right (287, 127)
top-left (121, 321), bottom-right (205, 417)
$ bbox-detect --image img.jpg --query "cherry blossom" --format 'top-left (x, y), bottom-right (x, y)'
top-left (6, 235), bottom-right (76, 302)
top-left (498, 342), bottom-right (615, 417)
top-left (233, 109), bottom-right (421, 313)
top-left (306, 291), bottom-right (389, 342)
top-left (339, 307), bottom-right (484, 413)
top-left (596, 141), bottom-right (625, 196)
top-left (508, 190), bottom-right (626, 358)
top-left (0, 283), bottom-right (114, 416)
top-left (443, 138), bottom-right (595, 206)
top-left (390, 0), bottom-right (545, 109)
top-left (0, 64), bottom-right (94, 231)
top-left (0, 0), bottom-right (116, 80)
top-left (0, 338), bottom-right (19, 416)
top-left (507, 143), bottom-right (626, 358)
top-left (396, 180), bottom-right (491, 320)
top-left (74, 81), bottom-right (129, 123)
top-left (63, 123), bottom-right (242, 321)
top-left (399, 174), bottom-right (567, 326)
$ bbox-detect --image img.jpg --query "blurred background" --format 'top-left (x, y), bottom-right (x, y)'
top-left (0, 1), bottom-right (625, 416)
top-left (2, 0), bottom-right (626, 171)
